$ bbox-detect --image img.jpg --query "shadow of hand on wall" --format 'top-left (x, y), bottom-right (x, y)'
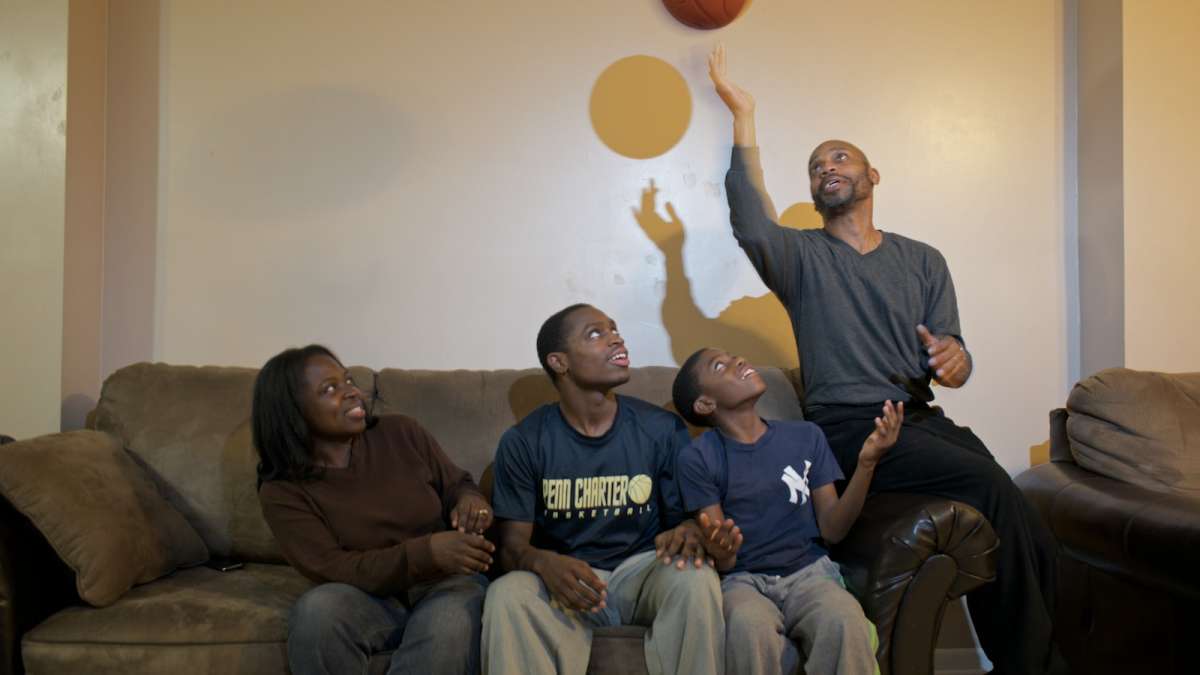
top-left (632, 179), bottom-right (799, 369)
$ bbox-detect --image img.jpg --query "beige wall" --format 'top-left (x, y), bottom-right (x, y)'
top-left (62, 0), bottom-right (108, 430)
top-left (1075, 0), bottom-right (1125, 381)
top-left (130, 0), bottom-right (1069, 474)
top-left (1123, 0), bottom-right (1200, 372)
top-left (102, 0), bottom-right (159, 380)
top-left (0, 0), bottom-right (69, 439)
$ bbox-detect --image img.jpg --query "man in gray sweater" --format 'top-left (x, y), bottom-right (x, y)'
top-left (707, 45), bottom-right (1065, 675)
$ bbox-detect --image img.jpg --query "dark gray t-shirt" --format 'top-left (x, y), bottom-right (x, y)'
top-left (725, 146), bottom-right (962, 408)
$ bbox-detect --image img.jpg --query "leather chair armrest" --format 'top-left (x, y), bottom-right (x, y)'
top-left (1015, 461), bottom-right (1200, 599)
top-left (0, 495), bottom-right (78, 675)
top-left (832, 493), bottom-right (997, 675)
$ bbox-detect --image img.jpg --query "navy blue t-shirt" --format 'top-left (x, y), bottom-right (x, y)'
top-left (491, 395), bottom-right (690, 571)
top-left (677, 420), bottom-right (844, 576)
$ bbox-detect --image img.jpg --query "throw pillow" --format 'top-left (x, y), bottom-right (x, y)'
top-left (1066, 368), bottom-right (1200, 497)
top-left (0, 430), bottom-right (209, 606)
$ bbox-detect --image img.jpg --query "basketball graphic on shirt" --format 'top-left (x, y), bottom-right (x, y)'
top-left (628, 474), bottom-right (653, 505)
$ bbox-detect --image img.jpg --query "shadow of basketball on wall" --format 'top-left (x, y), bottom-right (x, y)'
top-left (632, 179), bottom-right (824, 371)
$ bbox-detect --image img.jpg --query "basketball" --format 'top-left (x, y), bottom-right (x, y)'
top-left (662, 0), bottom-right (747, 30)
top-left (627, 474), bottom-right (654, 505)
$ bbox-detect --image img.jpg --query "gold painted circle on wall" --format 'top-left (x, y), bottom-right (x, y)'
top-left (590, 55), bottom-right (692, 159)
top-left (779, 202), bottom-right (823, 230)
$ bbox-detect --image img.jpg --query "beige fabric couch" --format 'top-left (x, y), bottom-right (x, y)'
top-left (1, 362), bottom-right (998, 675)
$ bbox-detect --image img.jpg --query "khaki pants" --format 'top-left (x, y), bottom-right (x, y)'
top-left (482, 550), bottom-right (724, 675)
top-left (722, 556), bottom-right (878, 675)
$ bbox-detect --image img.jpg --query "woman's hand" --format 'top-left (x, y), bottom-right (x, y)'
top-left (451, 493), bottom-right (493, 534)
top-left (430, 531), bottom-right (495, 575)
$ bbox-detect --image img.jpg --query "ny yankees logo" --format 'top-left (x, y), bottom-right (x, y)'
top-left (781, 461), bottom-right (813, 505)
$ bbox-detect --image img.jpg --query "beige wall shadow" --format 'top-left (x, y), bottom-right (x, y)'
top-left (633, 180), bottom-right (823, 370)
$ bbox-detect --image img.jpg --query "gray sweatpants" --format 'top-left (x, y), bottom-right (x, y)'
top-left (482, 549), bottom-right (724, 675)
top-left (723, 556), bottom-right (878, 675)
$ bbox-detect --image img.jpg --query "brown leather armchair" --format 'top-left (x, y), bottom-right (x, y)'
top-left (831, 493), bottom-right (996, 675)
top-left (1014, 408), bottom-right (1200, 675)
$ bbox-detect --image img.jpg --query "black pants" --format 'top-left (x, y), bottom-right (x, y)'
top-left (807, 402), bottom-right (1068, 675)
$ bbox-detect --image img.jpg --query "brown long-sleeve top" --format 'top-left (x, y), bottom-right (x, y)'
top-left (258, 414), bottom-right (482, 596)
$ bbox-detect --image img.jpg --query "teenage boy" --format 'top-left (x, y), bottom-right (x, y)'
top-left (483, 305), bottom-right (723, 675)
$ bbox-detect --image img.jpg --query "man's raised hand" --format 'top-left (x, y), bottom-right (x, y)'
top-left (708, 43), bottom-right (755, 117)
top-left (709, 44), bottom-right (758, 147)
top-left (917, 324), bottom-right (971, 388)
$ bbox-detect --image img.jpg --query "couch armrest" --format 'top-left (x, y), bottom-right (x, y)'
top-left (1048, 408), bottom-right (1074, 463)
top-left (0, 494), bottom-right (78, 675)
top-left (832, 493), bottom-right (997, 675)
top-left (1015, 461), bottom-right (1200, 600)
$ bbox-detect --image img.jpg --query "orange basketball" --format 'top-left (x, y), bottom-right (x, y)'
top-left (662, 0), bottom-right (747, 30)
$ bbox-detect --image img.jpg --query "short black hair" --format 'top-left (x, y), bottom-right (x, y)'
top-left (536, 303), bottom-right (592, 381)
top-left (252, 344), bottom-right (352, 485)
top-left (672, 348), bottom-right (715, 428)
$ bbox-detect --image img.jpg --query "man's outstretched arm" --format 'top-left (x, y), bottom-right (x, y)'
top-left (711, 44), bottom-right (800, 303)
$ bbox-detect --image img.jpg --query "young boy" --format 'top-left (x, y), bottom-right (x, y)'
top-left (671, 347), bottom-right (902, 675)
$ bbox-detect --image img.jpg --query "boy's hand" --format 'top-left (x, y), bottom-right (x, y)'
top-left (654, 520), bottom-right (709, 569)
top-left (697, 511), bottom-right (742, 565)
top-left (859, 400), bottom-right (903, 469)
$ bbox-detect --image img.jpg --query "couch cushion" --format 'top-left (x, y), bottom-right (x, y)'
top-left (1066, 368), bottom-right (1200, 497)
top-left (22, 563), bottom-right (313, 674)
top-left (0, 430), bottom-right (208, 607)
top-left (23, 563), bottom-right (651, 675)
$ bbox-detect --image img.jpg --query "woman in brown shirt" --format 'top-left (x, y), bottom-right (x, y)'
top-left (253, 344), bottom-right (494, 675)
